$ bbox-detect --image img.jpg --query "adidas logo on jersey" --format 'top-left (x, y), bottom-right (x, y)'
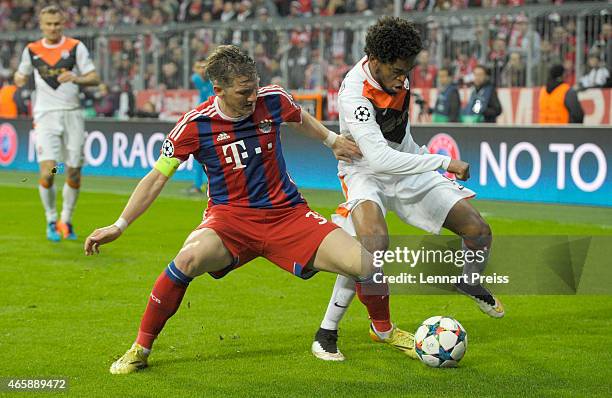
top-left (217, 132), bottom-right (230, 142)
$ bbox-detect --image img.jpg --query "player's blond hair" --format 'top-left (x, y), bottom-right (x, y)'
top-left (39, 5), bottom-right (64, 19)
top-left (205, 45), bottom-right (257, 88)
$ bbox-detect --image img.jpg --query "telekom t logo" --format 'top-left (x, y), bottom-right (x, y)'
top-left (222, 140), bottom-right (248, 169)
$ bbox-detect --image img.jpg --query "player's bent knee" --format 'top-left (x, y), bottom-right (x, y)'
top-left (360, 234), bottom-right (389, 255)
top-left (38, 177), bottom-right (53, 188)
top-left (174, 248), bottom-right (208, 278)
top-left (66, 168), bottom-right (82, 188)
top-left (463, 216), bottom-right (492, 248)
top-left (175, 229), bottom-right (233, 277)
top-left (66, 176), bottom-right (81, 189)
top-left (341, 245), bottom-right (376, 281)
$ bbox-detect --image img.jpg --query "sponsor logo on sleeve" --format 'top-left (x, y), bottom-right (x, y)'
top-left (161, 138), bottom-right (174, 157)
top-left (354, 106), bottom-right (371, 122)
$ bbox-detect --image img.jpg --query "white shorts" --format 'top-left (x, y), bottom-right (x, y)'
top-left (332, 167), bottom-right (475, 235)
top-left (34, 109), bottom-right (85, 168)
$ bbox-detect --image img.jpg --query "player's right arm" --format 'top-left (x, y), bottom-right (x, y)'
top-left (340, 88), bottom-right (469, 179)
top-left (84, 118), bottom-right (199, 255)
top-left (14, 46), bottom-right (33, 87)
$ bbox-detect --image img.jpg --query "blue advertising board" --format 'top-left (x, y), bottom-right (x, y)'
top-left (1, 119), bottom-right (610, 206)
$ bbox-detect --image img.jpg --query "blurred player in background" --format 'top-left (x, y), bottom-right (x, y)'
top-left (312, 17), bottom-right (504, 362)
top-left (83, 45), bottom-right (412, 374)
top-left (14, 5), bottom-right (100, 241)
top-left (187, 57), bottom-right (215, 195)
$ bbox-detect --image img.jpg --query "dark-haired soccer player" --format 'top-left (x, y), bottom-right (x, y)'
top-left (84, 45), bottom-right (411, 374)
top-left (311, 17), bottom-right (504, 362)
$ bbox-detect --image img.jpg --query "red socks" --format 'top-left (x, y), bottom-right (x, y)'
top-left (136, 262), bottom-right (191, 349)
top-left (355, 281), bottom-right (392, 333)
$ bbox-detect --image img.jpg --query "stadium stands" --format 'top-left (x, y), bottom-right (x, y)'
top-left (0, 1), bottom-right (609, 121)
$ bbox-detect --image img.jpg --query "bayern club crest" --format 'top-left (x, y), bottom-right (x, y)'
top-left (427, 133), bottom-right (460, 179)
top-left (0, 123), bottom-right (18, 166)
top-left (257, 119), bottom-right (273, 134)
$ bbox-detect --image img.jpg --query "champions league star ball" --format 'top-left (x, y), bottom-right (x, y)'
top-left (415, 316), bottom-right (467, 368)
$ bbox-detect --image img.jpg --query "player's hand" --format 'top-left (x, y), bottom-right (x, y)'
top-left (14, 72), bottom-right (27, 87)
top-left (447, 159), bottom-right (470, 181)
top-left (84, 225), bottom-right (122, 255)
top-left (57, 71), bottom-right (77, 84)
top-left (331, 135), bottom-right (362, 163)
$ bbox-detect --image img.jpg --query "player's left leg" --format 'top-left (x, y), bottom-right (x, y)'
top-left (314, 201), bottom-right (416, 361)
top-left (56, 166), bottom-right (80, 240)
top-left (310, 228), bottom-right (417, 359)
top-left (56, 109), bottom-right (86, 240)
top-left (38, 160), bottom-right (61, 241)
top-left (35, 111), bottom-right (63, 242)
top-left (110, 227), bottom-right (235, 374)
top-left (443, 199), bottom-right (505, 318)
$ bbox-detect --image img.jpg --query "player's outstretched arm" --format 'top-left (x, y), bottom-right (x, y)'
top-left (287, 111), bottom-right (362, 163)
top-left (84, 169), bottom-right (169, 255)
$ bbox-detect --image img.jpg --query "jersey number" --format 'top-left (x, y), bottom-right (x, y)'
top-left (306, 211), bottom-right (328, 225)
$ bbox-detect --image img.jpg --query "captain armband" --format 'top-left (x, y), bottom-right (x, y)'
top-left (154, 156), bottom-right (181, 177)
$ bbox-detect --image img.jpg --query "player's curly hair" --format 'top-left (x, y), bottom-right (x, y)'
top-left (205, 45), bottom-right (257, 88)
top-left (364, 17), bottom-right (423, 64)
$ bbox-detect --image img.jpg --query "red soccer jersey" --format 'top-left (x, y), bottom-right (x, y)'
top-left (162, 85), bottom-right (306, 209)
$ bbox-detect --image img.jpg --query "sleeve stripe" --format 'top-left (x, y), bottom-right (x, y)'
top-left (168, 104), bottom-right (214, 140)
top-left (168, 111), bottom-right (195, 139)
top-left (258, 88), bottom-right (298, 107)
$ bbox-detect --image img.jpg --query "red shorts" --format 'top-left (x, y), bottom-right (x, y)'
top-left (196, 203), bottom-right (338, 279)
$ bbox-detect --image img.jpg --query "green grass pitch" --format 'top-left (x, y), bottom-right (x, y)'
top-left (1, 171), bottom-right (611, 397)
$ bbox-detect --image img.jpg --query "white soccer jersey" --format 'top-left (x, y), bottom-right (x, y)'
top-left (338, 56), bottom-right (450, 175)
top-left (17, 36), bottom-right (96, 119)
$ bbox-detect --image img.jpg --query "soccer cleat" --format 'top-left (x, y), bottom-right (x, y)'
top-left (56, 221), bottom-right (77, 240)
top-left (455, 281), bottom-right (505, 318)
top-left (312, 328), bottom-right (345, 361)
top-left (46, 222), bottom-right (61, 242)
top-left (110, 344), bottom-right (149, 374)
top-left (369, 325), bottom-right (418, 359)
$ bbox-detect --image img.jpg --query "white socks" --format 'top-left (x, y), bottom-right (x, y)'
top-left (38, 182), bottom-right (80, 224)
top-left (60, 183), bottom-right (79, 223)
top-left (320, 274), bottom-right (356, 331)
top-left (38, 184), bottom-right (57, 223)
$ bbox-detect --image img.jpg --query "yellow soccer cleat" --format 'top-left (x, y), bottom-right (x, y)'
top-left (110, 344), bottom-right (149, 374)
top-left (369, 325), bottom-right (418, 359)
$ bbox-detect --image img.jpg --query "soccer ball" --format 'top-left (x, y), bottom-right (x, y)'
top-left (415, 316), bottom-right (467, 368)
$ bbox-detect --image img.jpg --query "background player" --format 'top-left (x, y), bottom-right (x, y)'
top-left (83, 45), bottom-right (413, 374)
top-left (14, 5), bottom-right (100, 241)
top-left (311, 17), bottom-right (504, 362)
top-left (187, 57), bottom-right (215, 195)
